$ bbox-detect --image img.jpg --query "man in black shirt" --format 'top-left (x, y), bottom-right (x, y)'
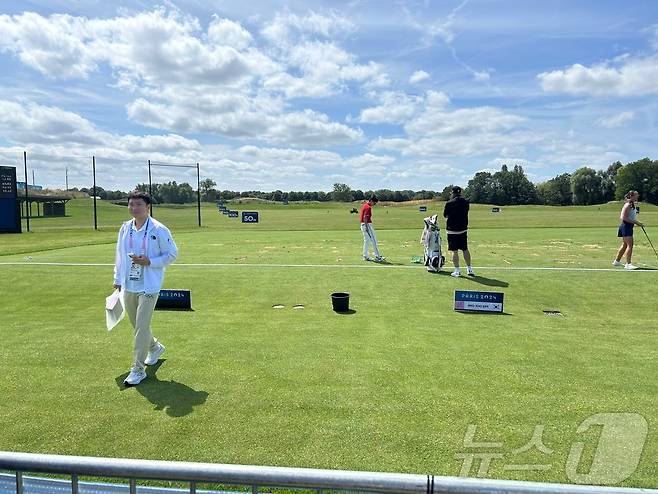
top-left (443, 186), bottom-right (474, 277)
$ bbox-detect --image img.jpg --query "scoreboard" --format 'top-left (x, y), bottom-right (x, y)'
top-left (0, 166), bottom-right (21, 233)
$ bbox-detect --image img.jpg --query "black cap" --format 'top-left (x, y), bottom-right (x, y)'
top-left (451, 186), bottom-right (462, 195)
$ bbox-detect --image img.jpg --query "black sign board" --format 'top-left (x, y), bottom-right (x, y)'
top-left (491, 207), bottom-right (501, 213)
top-left (228, 210), bottom-right (239, 218)
top-left (419, 206), bottom-right (427, 212)
top-left (155, 289), bottom-right (192, 310)
top-left (454, 290), bottom-right (504, 313)
top-left (0, 166), bottom-right (20, 233)
top-left (241, 211), bottom-right (259, 223)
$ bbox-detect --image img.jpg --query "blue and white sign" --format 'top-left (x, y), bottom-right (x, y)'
top-left (491, 207), bottom-right (501, 213)
top-left (454, 290), bottom-right (504, 313)
top-left (228, 210), bottom-right (239, 218)
top-left (241, 211), bottom-right (259, 223)
top-left (419, 206), bottom-right (427, 212)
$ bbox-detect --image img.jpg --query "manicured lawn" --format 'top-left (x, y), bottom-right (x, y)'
top-left (1, 202), bottom-right (657, 487)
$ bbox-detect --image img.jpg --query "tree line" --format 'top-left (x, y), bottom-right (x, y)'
top-left (77, 157), bottom-right (658, 205)
top-left (462, 157), bottom-right (657, 206)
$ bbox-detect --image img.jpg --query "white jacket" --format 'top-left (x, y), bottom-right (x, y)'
top-left (113, 216), bottom-right (178, 294)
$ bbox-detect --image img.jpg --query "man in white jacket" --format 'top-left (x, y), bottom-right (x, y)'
top-left (113, 191), bottom-right (178, 386)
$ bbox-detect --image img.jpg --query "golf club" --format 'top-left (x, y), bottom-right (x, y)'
top-left (641, 225), bottom-right (658, 260)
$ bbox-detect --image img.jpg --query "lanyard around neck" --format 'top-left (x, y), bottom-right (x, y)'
top-left (129, 217), bottom-right (150, 253)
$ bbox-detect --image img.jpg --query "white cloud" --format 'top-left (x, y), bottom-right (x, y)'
top-left (409, 70), bottom-right (430, 84)
top-left (0, 12), bottom-right (96, 79)
top-left (207, 16), bottom-right (253, 50)
top-left (127, 97), bottom-right (363, 146)
top-left (261, 10), bottom-right (355, 49)
top-left (0, 100), bottom-right (102, 145)
top-left (369, 90), bottom-right (531, 157)
top-left (0, 9), bottom-right (374, 146)
top-left (0, 99), bottom-right (200, 152)
top-left (357, 91), bottom-right (420, 124)
top-left (538, 56), bottom-right (658, 97)
top-left (595, 111), bottom-right (636, 128)
top-left (263, 41), bottom-right (387, 98)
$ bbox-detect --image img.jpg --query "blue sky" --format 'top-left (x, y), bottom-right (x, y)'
top-left (1, 0), bottom-right (657, 192)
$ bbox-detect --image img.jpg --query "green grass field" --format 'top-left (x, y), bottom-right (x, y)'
top-left (1, 199), bottom-right (657, 487)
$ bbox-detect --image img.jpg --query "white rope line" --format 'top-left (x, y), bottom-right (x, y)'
top-left (0, 261), bottom-right (656, 273)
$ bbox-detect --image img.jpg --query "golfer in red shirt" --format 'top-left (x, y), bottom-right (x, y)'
top-left (359, 195), bottom-right (384, 262)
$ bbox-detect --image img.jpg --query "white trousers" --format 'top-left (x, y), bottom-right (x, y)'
top-left (123, 291), bottom-right (160, 372)
top-left (360, 223), bottom-right (381, 258)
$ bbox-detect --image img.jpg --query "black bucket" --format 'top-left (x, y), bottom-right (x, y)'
top-left (331, 292), bottom-right (350, 312)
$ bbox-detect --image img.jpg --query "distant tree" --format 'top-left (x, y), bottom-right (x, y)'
top-left (487, 164), bottom-right (538, 205)
top-left (374, 189), bottom-right (394, 201)
top-left (571, 167), bottom-right (603, 205)
top-left (615, 158), bottom-right (658, 204)
top-left (331, 183), bottom-right (353, 202)
top-left (352, 189), bottom-right (365, 201)
top-left (439, 185), bottom-right (453, 201)
top-left (537, 173), bottom-right (572, 205)
top-left (413, 190), bottom-right (437, 200)
top-left (465, 172), bottom-right (493, 203)
top-left (200, 178), bottom-right (217, 202)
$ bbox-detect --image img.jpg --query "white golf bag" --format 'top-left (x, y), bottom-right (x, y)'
top-left (420, 214), bottom-right (445, 272)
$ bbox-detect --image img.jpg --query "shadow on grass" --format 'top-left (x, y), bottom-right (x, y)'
top-left (425, 271), bottom-right (508, 287)
top-left (464, 274), bottom-right (509, 287)
top-left (370, 259), bottom-right (404, 266)
top-left (116, 360), bottom-right (209, 417)
top-left (456, 311), bottom-right (513, 316)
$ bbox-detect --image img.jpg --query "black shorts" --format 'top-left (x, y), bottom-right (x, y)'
top-left (447, 232), bottom-right (468, 251)
top-left (618, 222), bottom-right (634, 237)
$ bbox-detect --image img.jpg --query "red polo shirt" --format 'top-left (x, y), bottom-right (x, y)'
top-left (359, 202), bottom-right (372, 223)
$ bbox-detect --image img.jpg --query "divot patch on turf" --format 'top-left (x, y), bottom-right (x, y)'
top-left (292, 304), bottom-right (305, 309)
top-left (543, 310), bottom-right (563, 316)
top-left (272, 304), bottom-right (285, 309)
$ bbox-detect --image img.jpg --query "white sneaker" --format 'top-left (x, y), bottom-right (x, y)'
top-left (612, 260), bottom-right (623, 267)
top-left (624, 263), bottom-right (638, 270)
top-left (374, 256), bottom-right (386, 262)
top-left (363, 256), bottom-right (372, 261)
top-left (451, 270), bottom-right (461, 277)
top-left (145, 342), bottom-right (165, 366)
top-left (467, 268), bottom-right (475, 276)
top-left (124, 368), bottom-right (147, 386)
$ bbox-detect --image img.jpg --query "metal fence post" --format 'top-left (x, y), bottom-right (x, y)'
top-left (71, 473), bottom-right (79, 494)
top-left (15, 471), bottom-right (23, 494)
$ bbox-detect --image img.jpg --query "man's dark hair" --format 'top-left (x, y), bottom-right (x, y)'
top-left (369, 195), bottom-right (379, 203)
top-left (451, 186), bottom-right (462, 196)
top-left (128, 190), bottom-right (152, 205)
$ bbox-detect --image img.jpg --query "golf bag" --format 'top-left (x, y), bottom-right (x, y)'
top-left (420, 214), bottom-right (445, 272)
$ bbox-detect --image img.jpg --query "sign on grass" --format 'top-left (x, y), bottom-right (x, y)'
top-left (156, 289), bottom-right (192, 310)
top-left (228, 210), bottom-right (239, 218)
top-left (454, 290), bottom-right (504, 313)
top-left (241, 211), bottom-right (259, 223)
top-left (419, 206), bottom-right (427, 212)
